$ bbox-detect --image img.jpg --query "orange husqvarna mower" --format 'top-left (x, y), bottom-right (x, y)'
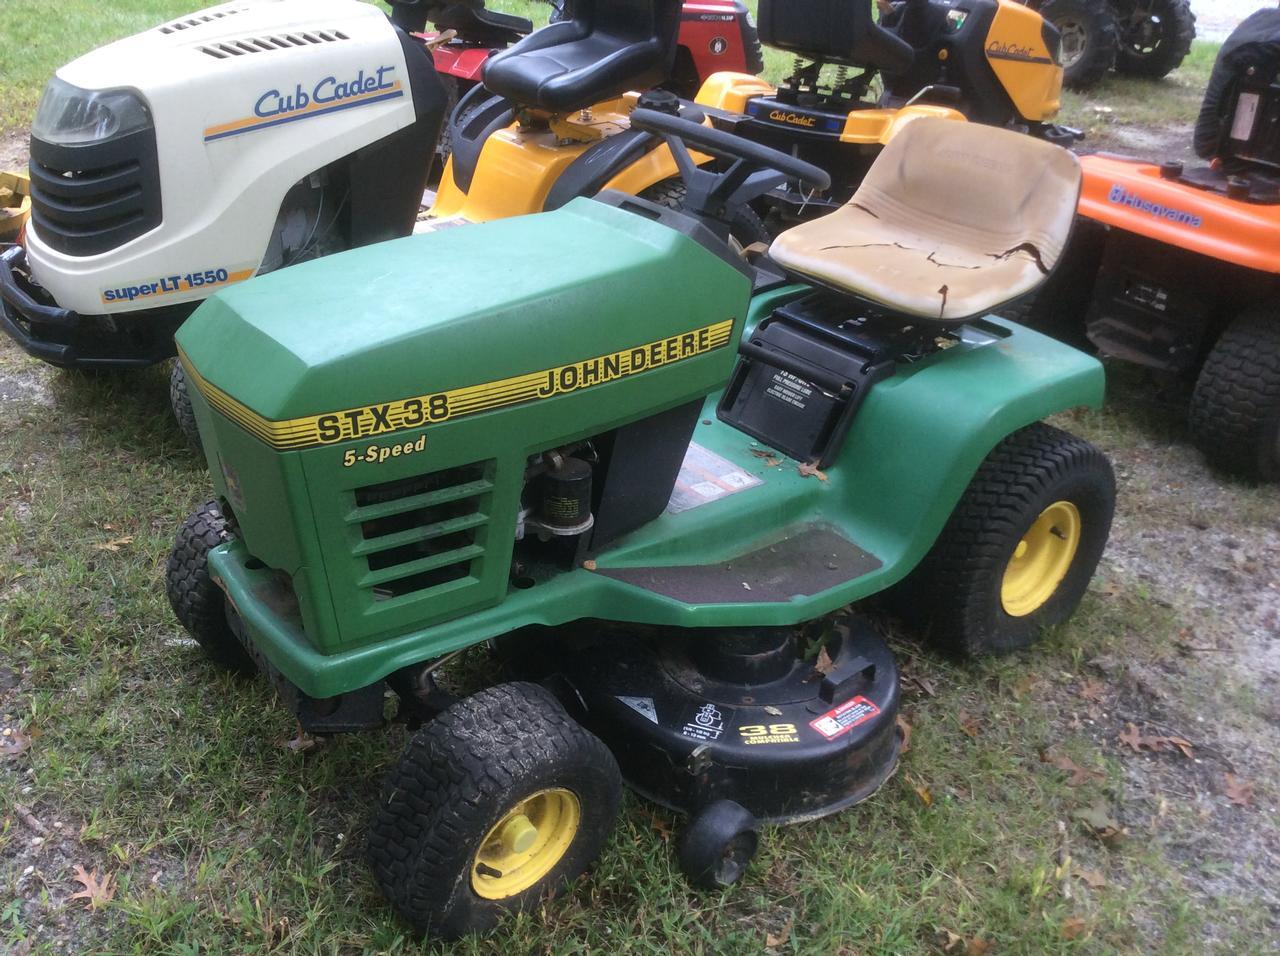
top-left (1028, 9), bottom-right (1280, 481)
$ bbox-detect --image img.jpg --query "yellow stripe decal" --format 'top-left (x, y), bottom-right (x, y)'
top-left (180, 319), bottom-right (735, 451)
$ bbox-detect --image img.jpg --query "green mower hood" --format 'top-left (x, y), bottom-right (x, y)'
top-left (176, 198), bottom-right (749, 426)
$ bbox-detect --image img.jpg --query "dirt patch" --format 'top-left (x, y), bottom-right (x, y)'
top-left (1076, 122), bottom-right (1197, 161)
top-left (1, 129), bottom-right (28, 173)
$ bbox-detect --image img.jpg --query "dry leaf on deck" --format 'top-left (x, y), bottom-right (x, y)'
top-left (68, 865), bottom-right (116, 910)
top-left (797, 461), bottom-right (828, 481)
top-left (814, 646), bottom-right (836, 676)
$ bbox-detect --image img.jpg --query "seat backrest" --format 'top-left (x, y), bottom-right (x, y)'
top-left (855, 118), bottom-right (1081, 271)
top-left (757, 0), bottom-right (913, 73)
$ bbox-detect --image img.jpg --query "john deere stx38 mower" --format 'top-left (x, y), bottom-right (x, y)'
top-left (167, 104), bottom-right (1115, 937)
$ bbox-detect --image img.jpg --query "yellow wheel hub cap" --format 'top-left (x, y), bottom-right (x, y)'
top-left (1001, 500), bottom-right (1082, 617)
top-left (471, 788), bottom-right (580, 900)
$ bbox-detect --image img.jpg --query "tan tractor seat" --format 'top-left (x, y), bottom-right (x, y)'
top-left (770, 118), bottom-right (1082, 322)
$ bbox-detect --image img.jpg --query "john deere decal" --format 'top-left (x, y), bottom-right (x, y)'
top-left (181, 319), bottom-right (735, 451)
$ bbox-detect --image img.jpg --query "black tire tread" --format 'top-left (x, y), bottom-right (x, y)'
top-left (911, 423), bottom-right (1115, 655)
top-left (1041, 0), bottom-right (1119, 90)
top-left (165, 500), bottom-right (251, 669)
top-left (638, 178), bottom-right (771, 247)
top-left (1114, 0), bottom-right (1196, 79)
top-left (1189, 306), bottom-right (1280, 480)
top-left (169, 361), bottom-right (201, 450)
top-left (367, 682), bottom-right (621, 939)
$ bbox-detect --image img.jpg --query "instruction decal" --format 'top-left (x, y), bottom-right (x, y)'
top-left (617, 696), bottom-right (659, 725)
top-left (681, 703), bottom-right (733, 742)
top-left (667, 442), bottom-right (761, 514)
top-left (809, 696), bottom-right (880, 741)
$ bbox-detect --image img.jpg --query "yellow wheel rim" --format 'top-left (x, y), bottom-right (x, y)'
top-left (470, 788), bottom-right (580, 900)
top-left (1001, 500), bottom-right (1082, 617)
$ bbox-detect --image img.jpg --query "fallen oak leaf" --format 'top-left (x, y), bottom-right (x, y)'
top-left (1039, 749), bottom-right (1104, 787)
top-left (69, 864), bottom-right (116, 910)
top-left (813, 646), bottom-right (836, 677)
top-left (1078, 679), bottom-right (1106, 703)
top-left (93, 535), bottom-right (134, 553)
top-left (1061, 917), bottom-right (1088, 940)
top-left (765, 914), bottom-right (794, 948)
top-left (966, 940), bottom-right (993, 956)
top-left (896, 714), bottom-right (913, 754)
top-left (1117, 723), bottom-right (1145, 753)
top-left (958, 713), bottom-right (981, 739)
top-left (1, 727), bottom-right (32, 759)
top-left (914, 784), bottom-right (933, 808)
top-left (1223, 774), bottom-right (1255, 808)
top-left (797, 461), bottom-right (828, 481)
top-left (1075, 867), bottom-right (1107, 889)
top-left (1074, 800), bottom-right (1125, 846)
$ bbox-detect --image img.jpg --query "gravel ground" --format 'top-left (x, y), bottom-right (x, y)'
top-left (1191, 0), bottom-right (1268, 42)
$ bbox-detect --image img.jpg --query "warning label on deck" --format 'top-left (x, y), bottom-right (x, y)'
top-left (809, 696), bottom-right (880, 740)
top-left (681, 703), bottom-right (732, 742)
top-left (666, 442), bottom-right (762, 514)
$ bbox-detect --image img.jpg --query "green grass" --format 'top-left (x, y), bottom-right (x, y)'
top-left (1, 4), bottom-right (1277, 954)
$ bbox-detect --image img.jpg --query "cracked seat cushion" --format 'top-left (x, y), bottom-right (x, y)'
top-left (770, 118), bottom-right (1082, 322)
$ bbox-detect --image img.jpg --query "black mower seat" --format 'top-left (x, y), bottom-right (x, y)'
top-left (770, 119), bottom-right (1082, 322)
top-left (482, 0), bottom-right (682, 114)
top-left (756, 0), bottom-right (914, 74)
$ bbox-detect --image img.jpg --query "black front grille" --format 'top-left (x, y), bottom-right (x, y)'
top-left (28, 126), bottom-right (162, 257)
top-left (350, 461), bottom-right (494, 601)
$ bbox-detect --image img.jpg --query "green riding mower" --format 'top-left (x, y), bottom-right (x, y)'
top-left (167, 113), bottom-right (1115, 938)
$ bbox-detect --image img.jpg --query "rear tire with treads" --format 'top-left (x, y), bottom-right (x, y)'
top-left (902, 423), bottom-right (1116, 655)
top-left (1039, 0), bottom-right (1118, 90)
top-left (639, 179), bottom-right (771, 249)
top-left (1189, 305), bottom-right (1280, 481)
top-left (1114, 0), bottom-right (1196, 79)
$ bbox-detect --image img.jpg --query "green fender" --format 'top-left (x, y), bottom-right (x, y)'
top-left (209, 287), bottom-right (1104, 699)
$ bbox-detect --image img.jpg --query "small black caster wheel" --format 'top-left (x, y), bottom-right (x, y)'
top-left (678, 799), bottom-right (759, 889)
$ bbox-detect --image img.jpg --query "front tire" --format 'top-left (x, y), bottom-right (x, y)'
top-left (1188, 305), bottom-right (1280, 481)
top-left (908, 423), bottom-right (1116, 655)
top-left (166, 499), bottom-right (252, 670)
top-left (1041, 0), bottom-right (1119, 90)
top-left (169, 361), bottom-right (200, 450)
top-left (367, 682), bottom-right (622, 940)
top-left (1113, 0), bottom-right (1196, 79)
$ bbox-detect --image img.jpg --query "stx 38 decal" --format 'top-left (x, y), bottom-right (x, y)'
top-left (203, 66), bottom-right (402, 142)
top-left (180, 319), bottom-right (735, 451)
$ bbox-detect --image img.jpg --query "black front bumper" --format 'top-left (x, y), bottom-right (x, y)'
top-left (0, 245), bottom-right (186, 369)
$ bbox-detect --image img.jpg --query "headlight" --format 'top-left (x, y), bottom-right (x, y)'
top-left (31, 77), bottom-right (152, 146)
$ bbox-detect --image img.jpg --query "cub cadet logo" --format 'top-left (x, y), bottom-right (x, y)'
top-left (1108, 184), bottom-right (1203, 228)
top-left (986, 40), bottom-right (1050, 64)
top-left (203, 66), bottom-right (402, 142)
top-left (768, 109), bottom-right (817, 128)
top-left (180, 319), bottom-right (734, 452)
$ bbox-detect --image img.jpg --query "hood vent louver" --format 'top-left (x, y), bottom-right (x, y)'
top-left (159, 7), bottom-right (250, 34)
top-left (199, 30), bottom-right (350, 59)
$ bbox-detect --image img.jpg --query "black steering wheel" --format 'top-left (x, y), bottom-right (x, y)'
top-left (628, 108), bottom-right (831, 237)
